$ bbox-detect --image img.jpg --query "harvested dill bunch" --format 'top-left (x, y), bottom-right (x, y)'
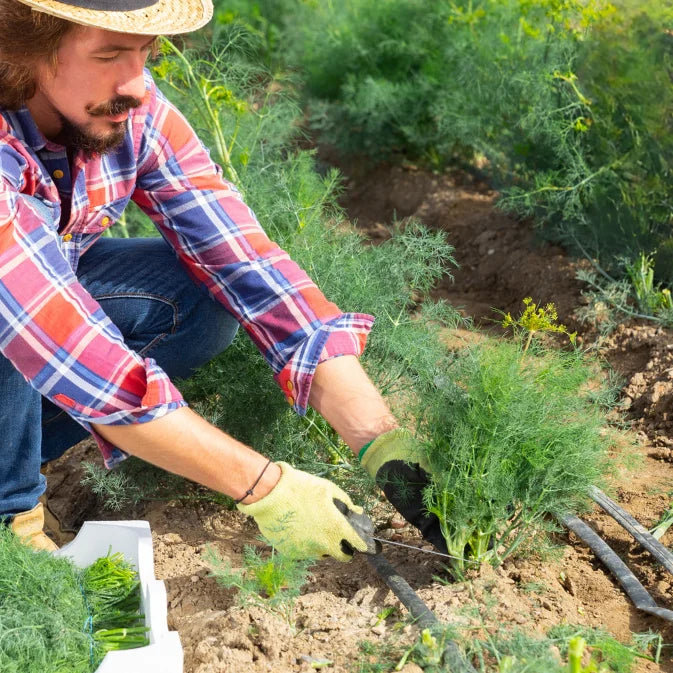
top-left (81, 551), bottom-right (149, 657)
top-left (0, 527), bottom-right (148, 672)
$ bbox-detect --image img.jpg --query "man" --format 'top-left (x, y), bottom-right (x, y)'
top-left (0, 0), bottom-right (446, 559)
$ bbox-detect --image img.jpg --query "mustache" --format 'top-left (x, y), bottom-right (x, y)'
top-left (86, 96), bottom-right (142, 117)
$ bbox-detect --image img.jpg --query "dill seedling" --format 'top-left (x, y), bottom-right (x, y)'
top-left (205, 543), bottom-right (313, 623)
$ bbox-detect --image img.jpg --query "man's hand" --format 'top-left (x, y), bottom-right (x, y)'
top-left (360, 428), bottom-right (448, 554)
top-left (237, 462), bottom-right (369, 562)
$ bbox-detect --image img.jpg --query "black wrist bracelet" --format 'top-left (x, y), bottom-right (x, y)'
top-left (234, 458), bottom-right (273, 505)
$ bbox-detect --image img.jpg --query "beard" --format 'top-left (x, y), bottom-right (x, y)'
top-left (56, 95), bottom-right (141, 157)
top-left (57, 115), bottom-right (127, 156)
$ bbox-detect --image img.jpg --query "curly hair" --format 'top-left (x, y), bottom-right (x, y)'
top-left (0, 1), bottom-right (76, 109)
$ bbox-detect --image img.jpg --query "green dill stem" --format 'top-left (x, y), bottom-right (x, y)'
top-left (568, 636), bottom-right (585, 673)
top-left (160, 39), bottom-right (243, 193)
top-left (491, 509), bottom-right (525, 557)
top-left (96, 626), bottom-right (149, 639)
top-left (505, 163), bottom-right (613, 201)
top-left (468, 528), bottom-right (493, 561)
top-left (302, 414), bottom-right (352, 466)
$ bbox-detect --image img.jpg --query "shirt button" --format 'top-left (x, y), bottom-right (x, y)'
top-left (286, 394), bottom-right (295, 406)
top-left (101, 216), bottom-right (110, 227)
top-left (53, 169), bottom-right (64, 179)
top-left (286, 380), bottom-right (294, 392)
top-left (62, 233), bottom-right (73, 242)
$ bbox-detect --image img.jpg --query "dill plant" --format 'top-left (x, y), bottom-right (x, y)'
top-left (205, 543), bottom-right (313, 623)
top-left (414, 301), bottom-right (617, 574)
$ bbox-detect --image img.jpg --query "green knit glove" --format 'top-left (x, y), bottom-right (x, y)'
top-left (360, 428), bottom-right (448, 554)
top-left (237, 462), bottom-right (369, 562)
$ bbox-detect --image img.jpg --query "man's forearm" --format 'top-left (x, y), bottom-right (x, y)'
top-left (91, 407), bottom-right (281, 503)
top-left (308, 355), bottom-right (398, 452)
top-left (91, 355), bottom-right (393, 500)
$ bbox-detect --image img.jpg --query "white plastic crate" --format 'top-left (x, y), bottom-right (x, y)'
top-left (54, 520), bottom-right (183, 673)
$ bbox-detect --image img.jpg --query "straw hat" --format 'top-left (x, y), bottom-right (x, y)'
top-left (14, 0), bottom-right (213, 35)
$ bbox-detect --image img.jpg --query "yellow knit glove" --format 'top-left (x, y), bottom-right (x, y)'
top-left (237, 462), bottom-right (369, 562)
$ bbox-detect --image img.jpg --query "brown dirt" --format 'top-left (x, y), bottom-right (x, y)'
top-left (42, 159), bottom-right (673, 672)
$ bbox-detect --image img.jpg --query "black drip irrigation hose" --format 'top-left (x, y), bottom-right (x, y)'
top-left (558, 512), bottom-right (673, 622)
top-left (344, 508), bottom-right (476, 671)
top-left (589, 486), bottom-right (673, 577)
top-left (365, 553), bottom-right (478, 673)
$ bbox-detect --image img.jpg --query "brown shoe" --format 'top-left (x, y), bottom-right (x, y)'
top-left (10, 503), bottom-right (59, 552)
top-left (39, 495), bottom-right (76, 546)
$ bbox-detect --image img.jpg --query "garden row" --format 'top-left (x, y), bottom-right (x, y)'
top-left (211, 0), bottom-right (673, 324)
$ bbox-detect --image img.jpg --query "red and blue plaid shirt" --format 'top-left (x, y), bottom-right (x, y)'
top-left (0, 72), bottom-right (373, 467)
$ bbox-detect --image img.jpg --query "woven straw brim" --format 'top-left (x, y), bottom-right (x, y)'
top-left (15, 0), bottom-right (213, 35)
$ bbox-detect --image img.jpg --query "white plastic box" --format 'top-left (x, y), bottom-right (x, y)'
top-left (54, 520), bottom-right (183, 673)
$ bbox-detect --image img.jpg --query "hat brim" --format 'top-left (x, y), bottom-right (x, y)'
top-left (14, 0), bottom-right (213, 35)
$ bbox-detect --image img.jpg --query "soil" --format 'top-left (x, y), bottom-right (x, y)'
top-left (42, 158), bottom-right (673, 672)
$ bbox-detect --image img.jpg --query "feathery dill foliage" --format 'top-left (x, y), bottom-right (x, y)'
top-left (81, 455), bottom-right (233, 511)
top-left (0, 528), bottom-right (147, 672)
top-left (264, 0), bottom-right (672, 275)
top-left (205, 543), bottom-right (313, 622)
top-left (416, 337), bottom-right (615, 575)
top-left (0, 526), bottom-right (91, 673)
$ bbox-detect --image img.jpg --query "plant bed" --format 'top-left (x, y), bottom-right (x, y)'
top-left (31, 20), bottom-right (673, 670)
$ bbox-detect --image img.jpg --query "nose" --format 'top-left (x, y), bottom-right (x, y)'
top-left (114, 55), bottom-right (147, 100)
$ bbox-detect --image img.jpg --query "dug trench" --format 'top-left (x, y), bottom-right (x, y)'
top-left (42, 159), bottom-right (673, 672)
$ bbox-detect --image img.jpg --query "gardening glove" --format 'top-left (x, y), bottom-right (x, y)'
top-left (360, 428), bottom-right (448, 554)
top-left (237, 462), bottom-right (369, 562)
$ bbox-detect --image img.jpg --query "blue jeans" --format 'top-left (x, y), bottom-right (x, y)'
top-left (0, 223), bottom-right (239, 516)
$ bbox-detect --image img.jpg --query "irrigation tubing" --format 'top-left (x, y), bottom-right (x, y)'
top-left (365, 552), bottom-right (478, 672)
top-left (589, 486), bottom-right (673, 577)
top-left (559, 513), bottom-right (673, 622)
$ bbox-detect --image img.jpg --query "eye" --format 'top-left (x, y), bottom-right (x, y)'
top-left (94, 54), bottom-right (119, 62)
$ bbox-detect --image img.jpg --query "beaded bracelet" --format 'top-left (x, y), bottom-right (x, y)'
top-left (234, 459), bottom-right (273, 504)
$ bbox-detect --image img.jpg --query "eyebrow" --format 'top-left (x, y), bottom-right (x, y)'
top-left (92, 36), bottom-right (158, 54)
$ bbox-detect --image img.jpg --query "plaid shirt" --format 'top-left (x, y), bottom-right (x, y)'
top-left (0, 72), bottom-right (373, 467)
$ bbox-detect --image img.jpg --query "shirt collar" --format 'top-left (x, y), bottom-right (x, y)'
top-left (5, 107), bottom-right (66, 153)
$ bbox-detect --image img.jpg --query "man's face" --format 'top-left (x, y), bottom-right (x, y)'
top-left (27, 27), bottom-right (156, 155)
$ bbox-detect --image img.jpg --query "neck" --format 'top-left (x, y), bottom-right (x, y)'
top-left (25, 91), bottom-right (64, 141)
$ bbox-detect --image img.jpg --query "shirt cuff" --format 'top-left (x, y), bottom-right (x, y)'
top-left (274, 313), bottom-right (374, 415)
top-left (52, 357), bottom-right (188, 468)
